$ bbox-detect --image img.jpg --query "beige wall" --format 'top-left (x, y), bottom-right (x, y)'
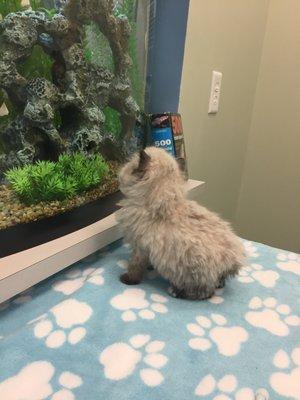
top-left (235, 0), bottom-right (300, 252)
top-left (180, 0), bottom-right (300, 252)
top-left (179, 0), bottom-right (270, 221)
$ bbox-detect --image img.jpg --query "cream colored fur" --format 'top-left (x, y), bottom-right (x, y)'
top-left (116, 147), bottom-right (245, 299)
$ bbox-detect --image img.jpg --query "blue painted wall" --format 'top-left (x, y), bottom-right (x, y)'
top-left (146, 0), bottom-right (190, 114)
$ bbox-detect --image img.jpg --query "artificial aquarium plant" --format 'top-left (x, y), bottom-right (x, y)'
top-left (6, 153), bottom-right (109, 204)
top-left (0, 0), bottom-right (140, 181)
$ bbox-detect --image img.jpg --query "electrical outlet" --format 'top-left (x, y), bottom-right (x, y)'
top-left (208, 71), bottom-right (222, 114)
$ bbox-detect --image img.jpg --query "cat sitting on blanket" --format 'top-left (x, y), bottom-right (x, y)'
top-left (116, 147), bottom-right (245, 300)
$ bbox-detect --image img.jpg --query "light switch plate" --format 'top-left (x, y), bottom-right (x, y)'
top-left (208, 71), bottom-right (222, 114)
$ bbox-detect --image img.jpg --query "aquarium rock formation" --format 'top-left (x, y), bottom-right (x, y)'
top-left (0, 0), bottom-right (139, 179)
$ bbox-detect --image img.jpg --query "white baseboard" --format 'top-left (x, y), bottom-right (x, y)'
top-left (0, 179), bottom-right (204, 303)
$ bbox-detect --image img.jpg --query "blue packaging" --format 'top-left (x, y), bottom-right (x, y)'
top-left (150, 114), bottom-right (175, 156)
top-left (151, 127), bottom-right (175, 156)
top-left (149, 113), bottom-right (188, 177)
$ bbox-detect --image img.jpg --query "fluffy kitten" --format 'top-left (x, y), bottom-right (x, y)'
top-left (116, 147), bottom-right (245, 300)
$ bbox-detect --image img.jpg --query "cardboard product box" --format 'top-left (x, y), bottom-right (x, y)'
top-left (149, 112), bottom-right (188, 177)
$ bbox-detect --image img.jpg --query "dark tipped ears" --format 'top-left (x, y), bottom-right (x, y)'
top-left (134, 149), bottom-right (151, 177)
top-left (139, 149), bottom-right (151, 164)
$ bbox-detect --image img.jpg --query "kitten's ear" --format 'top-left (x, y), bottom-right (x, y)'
top-left (134, 149), bottom-right (151, 177)
top-left (139, 149), bottom-right (151, 166)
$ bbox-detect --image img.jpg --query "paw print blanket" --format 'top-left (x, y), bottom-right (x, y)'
top-left (0, 240), bottom-right (299, 399)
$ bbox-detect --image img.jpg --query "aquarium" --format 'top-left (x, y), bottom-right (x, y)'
top-left (0, 0), bottom-right (148, 256)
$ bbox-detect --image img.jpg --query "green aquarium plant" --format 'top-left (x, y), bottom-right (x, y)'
top-left (103, 107), bottom-right (122, 137)
top-left (6, 153), bottom-right (109, 204)
top-left (0, 0), bottom-right (22, 17)
top-left (18, 45), bottom-right (53, 81)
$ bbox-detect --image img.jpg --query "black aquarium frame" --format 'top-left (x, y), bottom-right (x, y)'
top-left (0, 191), bottom-right (123, 259)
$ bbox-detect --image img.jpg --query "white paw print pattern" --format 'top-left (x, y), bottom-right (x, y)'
top-left (116, 259), bottom-right (129, 270)
top-left (187, 313), bottom-right (248, 356)
top-left (276, 252), bottom-right (300, 276)
top-left (99, 334), bottom-right (168, 387)
top-left (245, 297), bottom-right (300, 336)
top-left (0, 361), bottom-right (82, 400)
top-left (195, 374), bottom-right (268, 399)
top-left (52, 266), bottom-right (105, 295)
top-left (270, 348), bottom-right (300, 399)
top-left (110, 288), bottom-right (168, 321)
top-left (208, 288), bottom-right (224, 304)
top-left (238, 264), bottom-right (279, 288)
top-left (31, 298), bottom-right (93, 348)
top-left (244, 241), bottom-right (259, 258)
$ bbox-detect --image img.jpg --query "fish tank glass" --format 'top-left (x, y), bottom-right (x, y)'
top-left (0, 0), bottom-right (150, 256)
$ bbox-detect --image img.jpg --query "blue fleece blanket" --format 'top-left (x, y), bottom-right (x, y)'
top-left (0, 239), bottom-right (299, 400)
